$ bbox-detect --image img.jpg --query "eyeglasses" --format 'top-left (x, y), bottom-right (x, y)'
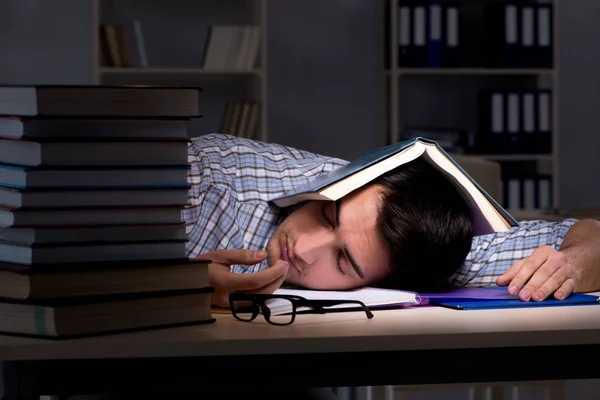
top-left (229, 293), bottom-right (374, 326)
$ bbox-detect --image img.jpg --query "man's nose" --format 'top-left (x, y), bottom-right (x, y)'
top-left (294, 231), bottom-right (335, 265)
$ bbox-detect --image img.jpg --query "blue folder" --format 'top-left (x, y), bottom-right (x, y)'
top-left (431, 292), bottom-right (600, 310)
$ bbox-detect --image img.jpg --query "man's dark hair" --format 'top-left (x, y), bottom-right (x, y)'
top-left (372, 158), bottom-right (473, 292)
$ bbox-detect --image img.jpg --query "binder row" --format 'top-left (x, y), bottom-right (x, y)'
top-left (397, 1), bottom-right (460, 67)
top-left (394, 1), bottom-right (553, 68)
top-left (501, 175), bottom-right (552, 212)
top-left (483, 2), bottom-right (553, 68)
top-left (477, 89), bottom-right (552, 154)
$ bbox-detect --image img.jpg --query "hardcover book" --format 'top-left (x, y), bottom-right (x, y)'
top-left (271, 137), bottom-right (518, 236)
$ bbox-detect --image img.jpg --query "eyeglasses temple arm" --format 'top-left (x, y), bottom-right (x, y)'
top-left (305, 299), bottom-right (374, 319)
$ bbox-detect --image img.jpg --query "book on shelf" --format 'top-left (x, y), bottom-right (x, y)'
top-left (100, 21), bottom-right (148, 68)
top-left (0, 288), bottom-right (214, 339)
top-left (266, 286), bottom-right (427, 316)
top-left (476, 88), bottom-right (552, 155)
top-left (271, 137), bottom-right (519, 236)
top-left (0, 85), bottom-right (201, 117)
top-left (501, 173), bottom-right (553, 213)
top-left (202, 25), bottom-right (260, 70)
top-left (0, 258), bottom-right (210, 300)
top-left (220, 100), bottom-right (260, 139)
top-left (482, 2), bottom-right (553, 69)
top-left (390, 1), bottom-right (553, 69)
top-left (394, 1), bottom-right (462, 68)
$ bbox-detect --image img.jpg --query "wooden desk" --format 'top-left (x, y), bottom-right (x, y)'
top-left (2, 301), bottom-right (600, 399)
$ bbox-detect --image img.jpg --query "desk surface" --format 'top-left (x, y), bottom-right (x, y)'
top-left (2, 296), bottom-right (600, 361)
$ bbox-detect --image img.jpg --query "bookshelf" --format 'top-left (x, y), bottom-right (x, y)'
top-left (391, 68), bottom-right (554, 76)
top-left (383, 0), bottom-right (559, 219)
top-left (90, 0), bottom-right (268, 142)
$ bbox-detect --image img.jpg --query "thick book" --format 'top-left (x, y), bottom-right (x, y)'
top-left (0, 187), bottom-right (189, 209)
top-left (0, 164), bottom-right (190, 189)
top-left (0, 258), bottom-right (210, 300)
top-left (0, 117), bottom-right (190, 139)
top-left (0, 239), bottom-right (187, 265)
top-left (271, 137), bottom-right (518, 236)
top-left (0, 137), bottom-right (189, 167)
top-left (0, 287), bottom-right (214, 339)
top-left (0, 206), bottom-right (184, 227)
top-left (0, 223), bottom-right (186, 245)
top-left (0, 85), bottom-right (201, 117)
top-left (267, 286), bottom-right (427, 316)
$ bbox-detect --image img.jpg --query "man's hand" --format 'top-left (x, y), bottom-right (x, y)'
top-left (496, 245), bottom-right (581, 301)
top-left (195, 249), bottom-right (289, 308)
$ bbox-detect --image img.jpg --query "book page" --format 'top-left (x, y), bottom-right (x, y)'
top-left (422, 144), bottom-right (511, 233)
top-left (321, 145), bottom-right (425, 199)
top-left (265, 286), bottom-right (425, 315)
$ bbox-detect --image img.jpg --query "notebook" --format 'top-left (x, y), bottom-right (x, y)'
top-left (267, 286), bottom-right (428, 316)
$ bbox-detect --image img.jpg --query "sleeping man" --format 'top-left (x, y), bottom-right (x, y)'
top-left (184, 134), bottom-right (600, 307)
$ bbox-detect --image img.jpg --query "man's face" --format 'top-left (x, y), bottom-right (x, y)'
top-left (266, 184), bottom-right (391, 290)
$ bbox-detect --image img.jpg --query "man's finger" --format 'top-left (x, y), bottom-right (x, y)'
top-left (200, 249), bottom-right (267, 266)
top-left (241, 267), bottom-right (288, 296)
top-left (224, 261), bottom-right (289, 292)
top-left (528, 267), bottom-right (567, 301)
top-left (554, 278), bottom-right (577, 300)
top-left (496, 258), bottom-right (526, 287)
top-left (240, 275), bottom-right (287, 296)
top-left (506, 250), bottom-right (552, 297)
top-left (518, 258), bottom-right (561, 301)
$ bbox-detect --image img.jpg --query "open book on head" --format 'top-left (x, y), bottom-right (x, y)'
top-left (266, 286), bottom-right (428, 316)
top-left (270, 137), bottom-right (518, 236)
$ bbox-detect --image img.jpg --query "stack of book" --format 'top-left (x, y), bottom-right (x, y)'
top-left (0, 85), bottom-right (214, 338)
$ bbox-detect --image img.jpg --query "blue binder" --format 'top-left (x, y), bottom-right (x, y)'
top-left (427, 2), bottom-right (443, 67)
top-left (431, 292), bottom-right (600, 310)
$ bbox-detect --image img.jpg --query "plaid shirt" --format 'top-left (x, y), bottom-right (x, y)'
top-left (184, 134), bottom-right (578, 286)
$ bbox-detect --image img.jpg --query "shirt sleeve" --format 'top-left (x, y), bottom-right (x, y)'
top-left (182, 133), bottom-right (349, 263)
top-left (184, 184), bottom-right (238, 258)
top-left (451, 218), bottom-right (579, 287)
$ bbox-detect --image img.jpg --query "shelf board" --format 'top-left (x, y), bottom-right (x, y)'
top-left (454, 154), bottom-right (553, 162)
top-left (388, 68), bottom-right (554, 76)
top-left (508, 210), bottom-right (565, 222)
top-left (99, 67), bottom-right (262, 76)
